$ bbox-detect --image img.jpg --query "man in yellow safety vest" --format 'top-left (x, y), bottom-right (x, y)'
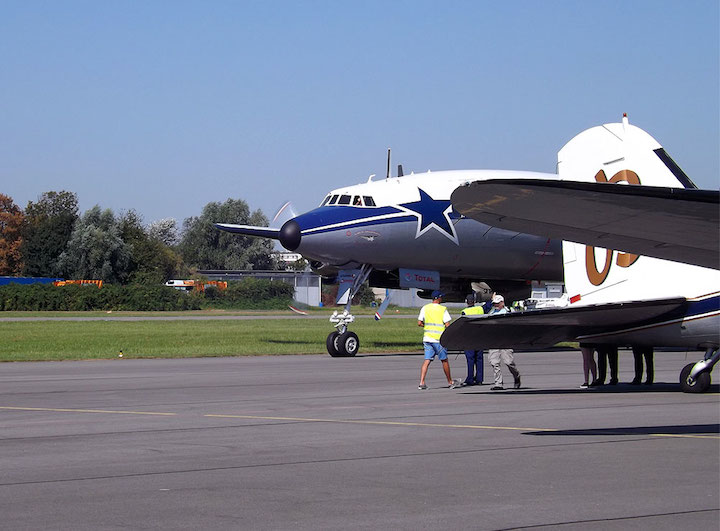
top-left (417, 290), bottom-right (461, 390)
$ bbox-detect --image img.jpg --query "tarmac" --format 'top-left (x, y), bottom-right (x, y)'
top-left (0, 350), bottom-right (718, 530)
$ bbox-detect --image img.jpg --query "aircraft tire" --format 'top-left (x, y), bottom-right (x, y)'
top-left (679, 363), bottom-right (711, 393)
top-left (337, 331), bottom-right (359, 357)
top-left (326, 332), bottom-right (341, 357)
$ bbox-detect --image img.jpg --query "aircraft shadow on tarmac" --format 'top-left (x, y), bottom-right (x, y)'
top-left (524, 423), bottom-right (720, 437)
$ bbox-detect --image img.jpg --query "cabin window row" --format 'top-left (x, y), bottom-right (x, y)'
top-left (320, 194), bottom-right (376, 207)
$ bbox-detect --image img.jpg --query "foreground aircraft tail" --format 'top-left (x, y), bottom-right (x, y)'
top-left (556, 115), bottom-right (717, 307)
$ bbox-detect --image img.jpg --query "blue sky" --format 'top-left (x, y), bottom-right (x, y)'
top-left (1, 1), bottom-right (718, 226)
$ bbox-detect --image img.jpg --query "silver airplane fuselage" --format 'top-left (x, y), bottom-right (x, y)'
top-left (279, 170), bottom-right (564, 283)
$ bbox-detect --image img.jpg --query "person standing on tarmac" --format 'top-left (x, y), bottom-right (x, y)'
top-left (461, 293), bottom-right (485, 385)
top-left (487, 294), bottom-right (522, 390)
top-left (631, 346), bottom-right (654, 385)
top-left (417, 290), bottom-right (461, 390)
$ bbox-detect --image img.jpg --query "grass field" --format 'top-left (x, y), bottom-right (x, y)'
top-left (0, 317), bottom-right (422, 361)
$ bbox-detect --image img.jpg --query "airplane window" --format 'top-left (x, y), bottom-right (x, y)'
top-left (352, 196), bottom-right (362, 206)
top-left (363, 196), bottom-right (375, 207)
top-left (320, 195), bottom-right (331, 206)
top-left (338, 195), bottom-right (351, 205)
top-left (328, 195), bottom-right (339, 205)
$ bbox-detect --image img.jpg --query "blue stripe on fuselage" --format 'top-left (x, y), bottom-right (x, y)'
top-left (294, 206), bottom-right (408, 232)
top-left (685, 294), bottom-right (720, 317)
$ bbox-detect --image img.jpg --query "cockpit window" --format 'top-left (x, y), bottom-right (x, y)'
top-left (320, 195), bottom-right (331, 207)
top-left (328, 194), bottom-right (339, 205)
top-left (338, 195), bottom-right (351, 205)
top-left (352, 196), bottom-right (362, 206)
top-left (363, 196), bottom-right (375, 207)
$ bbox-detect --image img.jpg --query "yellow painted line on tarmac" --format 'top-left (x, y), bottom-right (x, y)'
top-left (651, 433), bottom-right (720, 440)
top-left (0, 406), bottom-right (176, 416)
top-left (204, 414), bottom-right (555, 432)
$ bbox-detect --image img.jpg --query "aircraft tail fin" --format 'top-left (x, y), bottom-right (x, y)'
top-left (557, 113), bottom-right (695, 189)
top-left (557, 115), bottom-right (715, 307)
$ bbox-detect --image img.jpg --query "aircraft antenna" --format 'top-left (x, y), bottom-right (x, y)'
top-left (398, 164), bottom-right (404, 177)
top-left (386, 148), bottom-right (391, 179)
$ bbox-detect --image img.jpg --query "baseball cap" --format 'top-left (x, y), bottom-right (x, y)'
top-left (431, 290), bottom-right (445, 299)
top-left (492, 294), bottom-right (504, 304)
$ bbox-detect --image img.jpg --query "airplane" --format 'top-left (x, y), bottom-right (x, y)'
top-left (441, 114), bottom-right (719, 393)
top-left (216, 158), bottom-right (566, 356)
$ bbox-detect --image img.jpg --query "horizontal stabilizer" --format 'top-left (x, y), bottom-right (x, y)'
top-left (440, 298), bottom-right (686, 350)
top-left (451, 179), bottom-right (719, 269)
top-left (214, 224), bottom-right (281, 240)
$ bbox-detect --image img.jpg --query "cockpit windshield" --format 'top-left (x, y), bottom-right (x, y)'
top-left (321, 194), bottom-right (375, 207)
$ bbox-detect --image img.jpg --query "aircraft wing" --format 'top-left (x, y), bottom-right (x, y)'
top-left (440, 298), bottom-right (686, 350)
top-left (450, 179), bottom-right (719, 270)
top-left (214, 224), bottom-right (281, 239)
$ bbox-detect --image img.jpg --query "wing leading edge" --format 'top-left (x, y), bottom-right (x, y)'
top-left (440, 298), bottom-right (687, 350)
top-left (214, 224), bottom-right (281, 240)
top-left (450, 179), bottom-right (719, 270)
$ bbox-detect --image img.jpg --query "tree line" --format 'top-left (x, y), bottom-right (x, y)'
top-left (0, 191), bottom-right (278, 283)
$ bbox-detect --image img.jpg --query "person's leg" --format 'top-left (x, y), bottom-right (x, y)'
top-left (476, 350), bottom-right (484, 384)
top-left (589, 350), bottom-right (597, 382)
top-left (581, 348), bottom-right (591, 384)
top-left (419, 359), bottom-right (431, 386)
top-left (488, 349), bottom-right (503, 387)
top-left (464, 350), bottom-right (475, 384)
top-left (441, 359), bottom-right (454, 385)
top-left (597, 349), bottom-right (607, 384)
top-left (608, 347), bottom-right (619, 384)
top-left (644, 348), bottom-right (654, 384)
top-left (419, 343), bottom-right (435, 386)
top-left (436, 344), bottom-right (454, 385)
top-left (502, 349), bottom-right (521, 387)
top-left (631, 347), bottom-right (643, 384)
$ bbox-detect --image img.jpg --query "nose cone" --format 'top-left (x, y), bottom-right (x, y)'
top-left (279, 220), bottom-right (302, 251)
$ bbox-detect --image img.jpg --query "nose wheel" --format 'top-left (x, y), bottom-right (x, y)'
top-left (327, 331), bottom-right (360, 357)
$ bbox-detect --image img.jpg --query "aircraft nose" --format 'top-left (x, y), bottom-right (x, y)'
top-left (279, 219), bottom-right (302, 251)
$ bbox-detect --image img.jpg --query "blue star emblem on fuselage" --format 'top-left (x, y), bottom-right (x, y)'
top-left (397, 188), bottom-right (461, 245)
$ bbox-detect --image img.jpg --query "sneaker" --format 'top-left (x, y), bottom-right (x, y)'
top-left (449, 379), bottom-right (462, 389)
top-left (418, 384), bottom-right (427, 390)
top-left (589, 379), bottom-right (602, 387)
top-left (490, 386), bottom-right (504, 391)
top-left (514, 377), bottom-right (521, 389)
top-left (463, 379), bottom-right (474, 386)
top-left (580, 382), bottom-right (589, 388)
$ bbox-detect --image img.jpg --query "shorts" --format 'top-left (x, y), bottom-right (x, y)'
top-left (424, 342), bottom-right (448, 361)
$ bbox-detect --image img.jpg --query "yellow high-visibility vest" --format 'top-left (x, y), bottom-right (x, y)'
top-left (462, 305), bottom-right (485, 316)
top-left (423, 303), bottom-right (447, 341)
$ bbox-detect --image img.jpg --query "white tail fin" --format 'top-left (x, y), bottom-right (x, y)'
top-left (557, 115), bottom-right (715, 306)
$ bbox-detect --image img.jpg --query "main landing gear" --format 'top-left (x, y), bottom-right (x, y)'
top-left (679, 346), bottom-right (719, 393)
top-left (326, 264), bottom-right (372, 357)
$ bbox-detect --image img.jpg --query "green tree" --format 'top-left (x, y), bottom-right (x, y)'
top-left (56, 206), bottom-right (131, 283)
top-left (0, 194), bottom-right (25, 275)
top-left (118, 210), bottom-right (185, 284)
top-left (22, 191), bottom-right (79, 276)
top-left (179, 198), bottom-right (275, 270)
top-left (147, 217), bottom-right (179, 246)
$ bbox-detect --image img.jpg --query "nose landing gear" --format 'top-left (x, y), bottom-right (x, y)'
top-left (325, 265), bottom-right (372, 357)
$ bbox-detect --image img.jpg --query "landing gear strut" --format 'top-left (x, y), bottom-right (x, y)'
top-left (326, 264), bottom-right (372, 357)
top-left (679, 347), bottom-right (719, 393)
